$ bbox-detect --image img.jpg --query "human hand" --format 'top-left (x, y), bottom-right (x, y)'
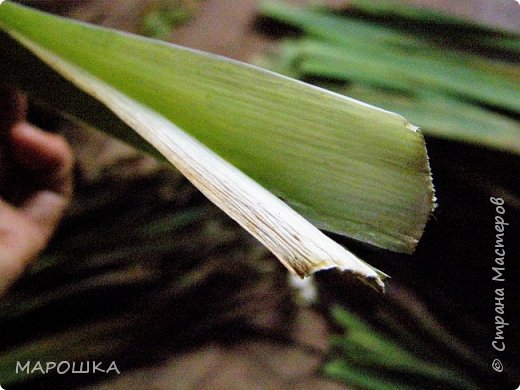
top-left (0, 87), bottom-right (74, 296)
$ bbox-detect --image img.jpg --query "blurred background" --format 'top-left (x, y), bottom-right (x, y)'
top-left (1, 1), bottom-right (519, 389)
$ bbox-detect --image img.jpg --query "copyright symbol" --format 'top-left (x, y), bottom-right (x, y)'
top-left (492, 359), bottom-right (503, 372)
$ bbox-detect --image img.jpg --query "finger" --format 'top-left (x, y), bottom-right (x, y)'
top-left (10, 122), bottom-right (74, 196)
top-left (21, 190), bottom-right (71, 241)
top-left (9, 122), bottom-right (74, 236)
top-left (0, 197), bottom-right (47, 296)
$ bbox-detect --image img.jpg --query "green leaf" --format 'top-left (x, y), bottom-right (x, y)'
top-left (324, 360), bottom-right (416, 390)
top-left (344, 0), bottom-right (520, 54)
top-left (328, 307), bottom-right (477, 390)
top-left (257, 1), bottom-right (520, 113)
top-left (0, 1), bottom-right (434, 258)
top-left (295, 39), bottom-right (519, 113)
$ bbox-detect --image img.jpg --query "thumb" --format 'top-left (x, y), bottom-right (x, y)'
top-left (0, 197), bottom-right (47, 296)
top-left (10, 123), bottom-right (74, 237)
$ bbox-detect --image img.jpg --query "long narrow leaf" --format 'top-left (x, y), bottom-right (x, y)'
top-left (328, 308), bottom-right (477, 389)
top-left (258, 2), bottom-right (520, 113)
top-left (0, 2), bottom-right (434, 257)
top-left (344, 0), bottom-right (520, 54)
top-left (9, 32), bottom-right (392, 287)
